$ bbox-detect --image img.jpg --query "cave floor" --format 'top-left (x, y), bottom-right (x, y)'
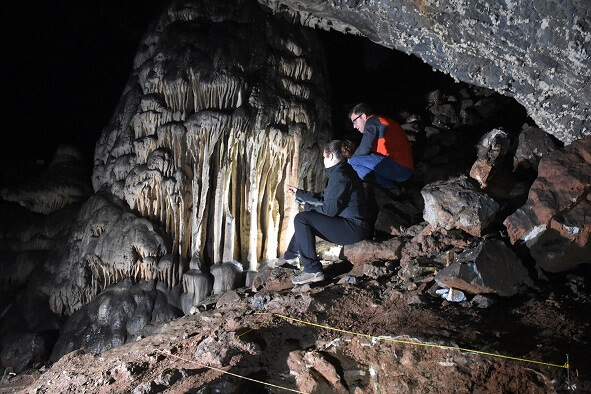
top-left (2, 263), bottom-right (590, 393)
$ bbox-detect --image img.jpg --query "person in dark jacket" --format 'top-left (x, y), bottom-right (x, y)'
top-left (284, 140), bottom-right (372, 285)
top-left (348, 103), bottom-right (414, 188)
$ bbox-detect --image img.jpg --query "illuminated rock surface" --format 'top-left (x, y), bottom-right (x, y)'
top-left (92, 0), bottom-right (330, 275)
top-left (257, 0), bottom-right (591, 144)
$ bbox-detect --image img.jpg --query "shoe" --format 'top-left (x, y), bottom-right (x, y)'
top-left (292, 271), bottom-right (325, 285)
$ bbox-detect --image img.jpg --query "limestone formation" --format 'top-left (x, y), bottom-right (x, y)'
top-left (257, 0), bottom-right (591, 144)
top-left (210, 261), bottom-right (243, 295)
top-left (92, 0), bottom-right (330, 279)
top-left (49, 279), bottom-right (180, 363)
top-left (43, 194), bottom-right (170, 316)
top-left (421, 176), bottom-right (499, 236)
top-left (504, 135), bottom-right (591, 272)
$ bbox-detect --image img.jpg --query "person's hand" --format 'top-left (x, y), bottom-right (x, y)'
top-left (286, 185), bottom-right (298, 195)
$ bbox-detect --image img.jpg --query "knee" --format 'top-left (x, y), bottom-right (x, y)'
top-left (294, 211), bottom-right (314, 226)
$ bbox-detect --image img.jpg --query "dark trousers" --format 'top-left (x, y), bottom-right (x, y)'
top-left (284, 211), bottom-right (371, 273)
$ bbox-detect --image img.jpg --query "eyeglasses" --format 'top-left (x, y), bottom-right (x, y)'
top-left (351, 114), bottom-right (363, 123)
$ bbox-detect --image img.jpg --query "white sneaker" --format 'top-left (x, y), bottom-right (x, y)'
top-left (292, 271), bottom-right (325, 285)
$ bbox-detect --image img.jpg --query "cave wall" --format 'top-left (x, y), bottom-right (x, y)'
top-left (92, 0), bottom-right (330, 269)
top-left (257, 0), bottom-right (591, 144)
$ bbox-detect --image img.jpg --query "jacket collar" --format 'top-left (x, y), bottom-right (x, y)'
top-left (324, 160), bottom-right (345, 176)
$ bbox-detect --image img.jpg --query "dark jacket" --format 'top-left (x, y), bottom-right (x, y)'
top-left (295, 161), bottom-right (370, 227)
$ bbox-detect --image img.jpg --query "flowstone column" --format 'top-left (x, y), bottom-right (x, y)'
top-left (91, 0), bottom-right (330, 305)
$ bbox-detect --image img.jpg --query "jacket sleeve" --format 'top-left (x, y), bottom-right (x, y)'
top-left (310, 172), bottom-right (348, 217)
top-left (352, 123), bottom-right (378, 156)
top-left (295, 189), bottom-right (323, 205)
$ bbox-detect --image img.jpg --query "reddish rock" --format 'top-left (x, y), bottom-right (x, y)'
top-left (400, 224), bottom-right (474, 265)
top-left (504, 136), bottom-right (591, 272)
top-left (287, 350), bottom-right (348, 394)
top-left (342, 238), bottom-right (404, 275)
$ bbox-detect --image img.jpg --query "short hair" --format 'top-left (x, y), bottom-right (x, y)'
top-left (349, 103), bottom-right (373, 117)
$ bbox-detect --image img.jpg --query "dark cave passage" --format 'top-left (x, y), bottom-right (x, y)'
top-left (0, 1), bottom-right (532, 188)
top-left (317, 29), bottom-right (531, 157)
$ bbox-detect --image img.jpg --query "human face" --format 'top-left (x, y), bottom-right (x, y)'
top-left (350, 112), bottom-right (366, 133)
top-left (323, 150), bottom-right (338, 168)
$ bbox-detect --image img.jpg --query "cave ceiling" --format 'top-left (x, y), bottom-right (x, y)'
top-left (257, 0), bottom-right (591, 144)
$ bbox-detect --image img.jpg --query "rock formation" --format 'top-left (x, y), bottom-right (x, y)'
top-left (504, 135), bottom-right (591, 272)
top-left (92, 0), bottom-right (330, 277)
top-left (421, 175), bottom-right (499, 237)
top-left (2, 0), bottom-right (591, 380)
top-left (49, 278), bottom-right (180, 363)
top-left (257, 0), bottom-right (591, 144)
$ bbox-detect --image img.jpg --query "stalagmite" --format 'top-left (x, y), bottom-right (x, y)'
top-left (83, 0), bottom-right (330, 313)
top-left (210, 262), bottom-right (243, 295)
top-left (180, 256), bottom-right (213, 314)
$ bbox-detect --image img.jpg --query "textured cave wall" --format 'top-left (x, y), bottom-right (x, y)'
top-left (257, 0), bottom-right (591, 144)
top-left (92, 0), bottom-right (330, 269)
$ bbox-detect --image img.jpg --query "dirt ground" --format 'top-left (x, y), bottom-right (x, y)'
top-left (1, 260), bottom-right (589, 393)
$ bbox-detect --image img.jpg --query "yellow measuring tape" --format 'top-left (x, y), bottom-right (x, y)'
top-left (151, 311), bottom-right (577, 393)
top-left (264, 312), bottom-right (573, 371)
top-left (154, 348), bottom-right (307, 393)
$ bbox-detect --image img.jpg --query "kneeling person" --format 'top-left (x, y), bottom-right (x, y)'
top-left (348, 102), bottom-right (414, 188)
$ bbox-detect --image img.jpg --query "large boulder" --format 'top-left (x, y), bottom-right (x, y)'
top-left (342, 238), bottom-right (404, 273)
top-left (504, 136), bottom-right (591, 272)
top-left (434, 239), bottom-right (530, 297)
top-left (0, 332), bottom-right (54, 373)
top-left (512, 124), bottom-right (559, 173)
top-left (421, 176), bottom-right (499, 236)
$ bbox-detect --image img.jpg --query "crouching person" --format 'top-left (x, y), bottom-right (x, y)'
top-left (284, 140), bottom-right (373, 285)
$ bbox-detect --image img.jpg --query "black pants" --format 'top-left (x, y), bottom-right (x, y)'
top-left (284, 211), bottom-right (371, 273)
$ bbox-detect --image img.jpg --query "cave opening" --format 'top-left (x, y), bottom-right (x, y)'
top-left (316, 29), bottom-right (531, 164)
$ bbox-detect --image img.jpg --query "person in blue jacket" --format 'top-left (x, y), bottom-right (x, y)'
top-left (284, 140), bottom-right (373, 285)
top-left (348, 103), bottom-right (414, 188)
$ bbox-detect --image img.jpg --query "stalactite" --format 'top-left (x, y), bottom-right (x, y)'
top-left (189, 70), bottom-right (244, 113)
top-left (279, 57), bottom-right (313, 81)
top-left (133, 137), bottom-right (158, 165)
top-left (84, 0), bottom-right (332, 315)
top-left (280, 77), bottom-right (311, 99)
